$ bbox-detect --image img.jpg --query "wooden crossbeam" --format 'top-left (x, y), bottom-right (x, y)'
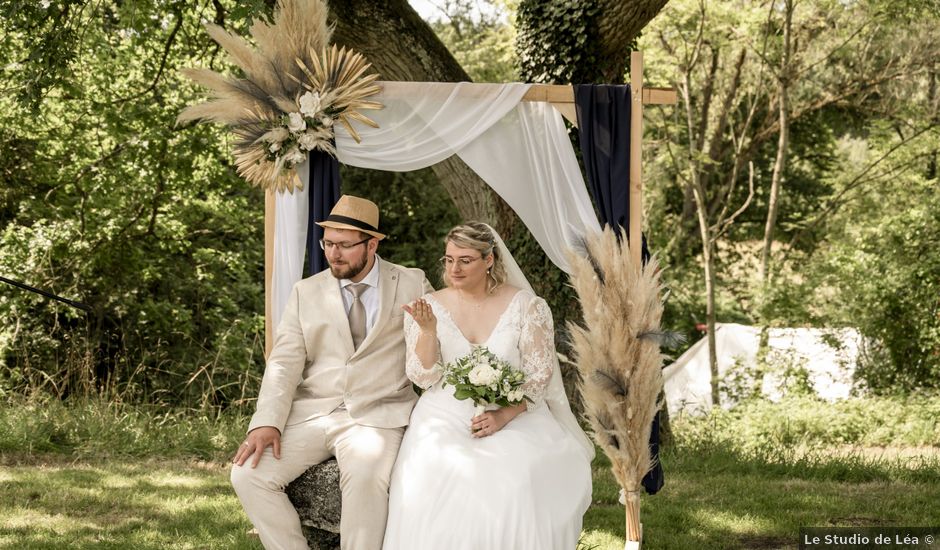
top-left (373, 82), bottom-right (677, 105)
top-left (373, 80), bottom-right (676, 128)
top-left (520, 84), bottom-right (677, 105)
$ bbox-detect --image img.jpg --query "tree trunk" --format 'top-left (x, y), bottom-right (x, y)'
top-left (327, 0), bottom-right (516, 232)
top-left (704, 241), bottom-right (719, 406)
top-left (680, 63), bottom-right (723, 406)
top-left (759, 0), bottom-right (794, 283)
top-left (692, 182), bottom-right (719, 406)
top-left (594, 0), bottom-right (670, 82)
top-left (329, 0), bottom-right (671, 230)
top-left (928, 70), bottom-right (938, 180)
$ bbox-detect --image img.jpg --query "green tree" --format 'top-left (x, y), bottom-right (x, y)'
top-left (0, 0), bottom-right (271, 404)
top-left (639, 0), bottom-right (940, 397)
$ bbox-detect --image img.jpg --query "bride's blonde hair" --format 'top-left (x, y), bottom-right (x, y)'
top-left (443, 222), bottom-right (507, 292)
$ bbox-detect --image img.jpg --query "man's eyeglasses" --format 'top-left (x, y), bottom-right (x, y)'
top-left (439, 256), bottom-right (483, 268)
top-left (319, 237), bottom-right (372, 251)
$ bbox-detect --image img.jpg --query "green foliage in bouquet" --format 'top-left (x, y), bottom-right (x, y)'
top-left (442, 346), bottom-right (528, 409)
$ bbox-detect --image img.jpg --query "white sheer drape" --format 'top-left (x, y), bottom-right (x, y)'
top-left (272, 171), bottom-right (308, 332)
top-left (457, 100), bottom-right (600, 269)
top-left (272, 81), bottom-right (600, 328)
top-left (336, 82), bottom-right (530, 171)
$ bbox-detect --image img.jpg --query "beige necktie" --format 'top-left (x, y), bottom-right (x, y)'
top-left (347, 283), bottom-right (368, 349)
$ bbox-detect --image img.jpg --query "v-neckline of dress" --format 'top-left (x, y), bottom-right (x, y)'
top-left (427, 290), bottom-right (525, 347)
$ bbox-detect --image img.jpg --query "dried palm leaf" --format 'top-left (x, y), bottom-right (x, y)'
top-left (177, 0), bottom-right (382, 192)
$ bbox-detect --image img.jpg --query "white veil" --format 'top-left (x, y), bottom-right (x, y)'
top-left (484, 224), bottom-right (596, 460)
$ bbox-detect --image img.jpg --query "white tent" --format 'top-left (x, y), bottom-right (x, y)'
top-left (662, 323), bottom-right (863, 417)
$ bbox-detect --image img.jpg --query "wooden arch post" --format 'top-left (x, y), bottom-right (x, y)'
top-left (629, 51), bottom-right (644, 273)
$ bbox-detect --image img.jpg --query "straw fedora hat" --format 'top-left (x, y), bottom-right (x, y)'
top-left (316, 195), bottom-right (386, 240)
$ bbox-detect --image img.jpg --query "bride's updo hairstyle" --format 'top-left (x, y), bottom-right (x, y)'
top-left (443, 222), bottom-right (507, 292)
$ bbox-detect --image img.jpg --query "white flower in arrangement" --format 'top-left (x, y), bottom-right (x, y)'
top-left (40, 0), bottom-right (51, 8)
top-left (297, 131), bottom-right (320, 151)
top-left (269, 142), bottom-right (281, 153)
top-left (287, 112), bottom-right (307, 133)
top-left (284, 146), bottom-right (306, 165)
top-left (507, 388), bottom-right (525, 403)
top-left (320, 116), bottom-right (334, 128)
top-left (298, 91), bottom-right (322, 117)
top-left (468, 363), bottom-right (498, 387)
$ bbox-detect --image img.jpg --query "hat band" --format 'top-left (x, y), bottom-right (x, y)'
top-left (325, 214), bottom-right (379, 233)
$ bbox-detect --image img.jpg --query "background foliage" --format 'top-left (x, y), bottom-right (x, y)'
top-left (0, 0), bottom-right (938, 408)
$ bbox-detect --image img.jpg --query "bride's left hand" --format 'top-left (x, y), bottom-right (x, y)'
top-left (471, 403), bottom-right (526, 438)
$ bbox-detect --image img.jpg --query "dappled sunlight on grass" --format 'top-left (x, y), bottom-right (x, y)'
top-left (1, 396), bottom-right (938, 548)
top-left (2, 508), bottom-right (103, 531)
top-left (691, 509), bottom-right (774, 535)
top-left (0, 459), bottom-right (259, 549)
top-left (579, 528), bottom-right (625, 550)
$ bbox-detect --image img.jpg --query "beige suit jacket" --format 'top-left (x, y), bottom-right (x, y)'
top-left (249, 259), bottom-right (432, 433)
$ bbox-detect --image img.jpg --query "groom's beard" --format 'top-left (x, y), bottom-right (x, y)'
top-left (329, 253), bottom-right (369, 280)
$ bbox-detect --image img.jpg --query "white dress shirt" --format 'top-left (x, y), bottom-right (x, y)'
top-left (339, 255), bottom-right (381, 339)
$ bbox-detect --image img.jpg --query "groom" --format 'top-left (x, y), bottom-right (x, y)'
top-left (231, 195), bottom-right (432, 550)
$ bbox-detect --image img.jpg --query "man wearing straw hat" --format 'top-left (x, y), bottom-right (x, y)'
top-left (231, 195), bottom-right (433, 550)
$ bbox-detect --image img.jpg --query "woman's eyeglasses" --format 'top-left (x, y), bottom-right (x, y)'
top-left (439, 256), bottom-right (483, 268)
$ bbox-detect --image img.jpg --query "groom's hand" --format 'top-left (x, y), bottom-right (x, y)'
top-left (233, 426), bottom-right (281, 468)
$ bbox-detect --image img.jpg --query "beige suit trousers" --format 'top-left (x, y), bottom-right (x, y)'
top-left (231, 409), bottom-right (404, 550)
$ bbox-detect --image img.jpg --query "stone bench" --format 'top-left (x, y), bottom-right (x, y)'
top-left (286, 459), bottom-right (341, 550)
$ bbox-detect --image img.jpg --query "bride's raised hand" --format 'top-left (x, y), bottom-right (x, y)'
top-left (402, 298), bottom-right (437, 333)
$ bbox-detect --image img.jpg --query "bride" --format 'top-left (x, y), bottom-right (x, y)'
top-left (382, 222), bottom-right (594, 550)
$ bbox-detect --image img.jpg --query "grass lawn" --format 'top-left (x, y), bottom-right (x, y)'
top-left (2, 396), bottom-right (939, 549)
top-left (0, 458), bottom-right (256, 550)
top-left (582, 446), bottom-right (940, 549)
top-left (2, 446), bottom-right (938, 550)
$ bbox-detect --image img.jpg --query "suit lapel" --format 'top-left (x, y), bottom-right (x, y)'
top-left (352, 260), bottom-right (399, 357)
top-left (322, 274), bottom-right (355, 357)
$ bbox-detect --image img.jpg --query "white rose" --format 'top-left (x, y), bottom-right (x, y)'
top-left (297, 131), bottom-right (320, 151)
top-left (298, 91), bottom-right (322, 117)
top-left (287, 112), bottom-right (306, 133)
top-left (283, 147), bottom-right (305, 165)
top-left (467, 364), bottom-right (497, 387)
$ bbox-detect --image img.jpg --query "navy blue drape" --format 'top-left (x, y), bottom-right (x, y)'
top-left (305, 149), bottom-right (342, 276)
top-left (575, 84), bottom-right (664, 495)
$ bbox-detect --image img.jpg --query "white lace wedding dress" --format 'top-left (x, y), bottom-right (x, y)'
top-left (382, 289), bottom-right (592, 550)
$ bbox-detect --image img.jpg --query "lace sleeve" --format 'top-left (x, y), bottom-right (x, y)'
top-left (404, 308), bottom-right (442, 389)
top-left (518, 296), bottom-right (555, 407)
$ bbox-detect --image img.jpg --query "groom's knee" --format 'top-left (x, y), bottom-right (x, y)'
top-left (231, 461), bottom-right (276, 496)
top-left (339, 464), bottom-right (391, 493)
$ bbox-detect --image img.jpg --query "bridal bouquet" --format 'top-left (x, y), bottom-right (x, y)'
top-left (442, 345), bottom-right (528, 416)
